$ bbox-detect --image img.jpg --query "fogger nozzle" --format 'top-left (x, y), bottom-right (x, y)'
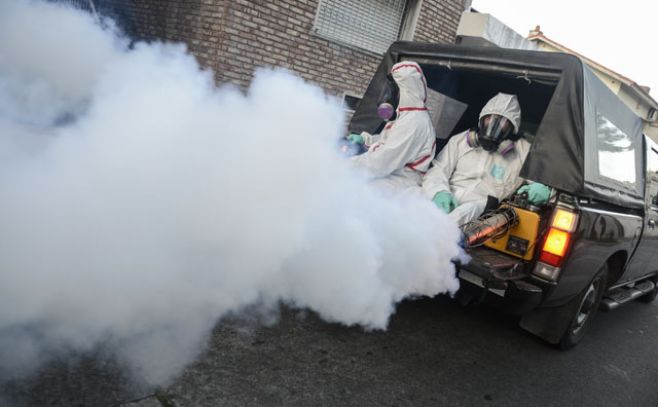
top-left (461, 207), bottom-right (518, 248)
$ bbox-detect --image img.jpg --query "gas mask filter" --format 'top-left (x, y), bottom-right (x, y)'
top-left (376, 74), bottom-right (399, 121)
top-left (467, 114), bottom-right (516, 155)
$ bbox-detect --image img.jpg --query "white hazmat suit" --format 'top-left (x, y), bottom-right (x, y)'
top-left (352, 62), bottom-right (436, 193)
top-left (423, 93), bottom-right (530, 225)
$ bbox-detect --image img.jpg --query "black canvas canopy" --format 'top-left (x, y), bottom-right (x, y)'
top-left (349, 42), bottom-right (645, 209)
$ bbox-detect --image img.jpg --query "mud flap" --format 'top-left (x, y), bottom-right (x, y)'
top-left (518, 293), bottom-right (583, 344)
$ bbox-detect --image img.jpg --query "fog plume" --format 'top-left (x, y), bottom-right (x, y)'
top-left (0, 0), bottom-right (462, 386)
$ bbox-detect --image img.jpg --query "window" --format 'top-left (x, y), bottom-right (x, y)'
top-left (342, 94), bottom-right (361, 114)
top-left (647, 147), bottom-right (658, 206)
top-left (595, 113), bottom-right (638, 187)
top-left (313, 0), bottom-right (411, 54)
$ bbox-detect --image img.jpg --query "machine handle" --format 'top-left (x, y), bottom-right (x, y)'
top-left (649, 219), bottom-right (656, 228)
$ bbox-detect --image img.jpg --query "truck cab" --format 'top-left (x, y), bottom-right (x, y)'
top-left (349, 42), bottom-right (658, 348)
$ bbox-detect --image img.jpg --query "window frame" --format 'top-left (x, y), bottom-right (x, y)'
top-left (646, 144), bottom-right (658, 208)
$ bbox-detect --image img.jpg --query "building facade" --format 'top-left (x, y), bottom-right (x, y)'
top-left (93, 0), bottom-right (470, 106)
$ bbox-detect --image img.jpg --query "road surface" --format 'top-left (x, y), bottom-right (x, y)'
top-left (3, 296), bottom-right (657, 406)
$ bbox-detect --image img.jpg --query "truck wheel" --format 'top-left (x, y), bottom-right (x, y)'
top-left (559, 266), bottom-right (608, 350)
top-left (638, 277), bottom-right (657, 303)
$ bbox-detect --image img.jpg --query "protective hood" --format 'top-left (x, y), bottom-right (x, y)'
top-left (390, 61), bottom-right (427, 110)
top-left (478, 93), bottom-right (521, 134)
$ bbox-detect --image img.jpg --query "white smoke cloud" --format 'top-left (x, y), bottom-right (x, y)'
top-left (0, 0), bottom-right (461, 386)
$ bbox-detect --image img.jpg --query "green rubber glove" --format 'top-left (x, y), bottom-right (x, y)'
top-left (347, 133), bottom-right (364, 145)
top-left (517, 183), bottom-right (551, 205)
top-left (433, 191), bottom-right (459, 214)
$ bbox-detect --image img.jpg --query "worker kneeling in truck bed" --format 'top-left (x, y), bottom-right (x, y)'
top-left (422, 93), bottom-right (550, 225)
top-left (348, 61), bottom-right (436, 194)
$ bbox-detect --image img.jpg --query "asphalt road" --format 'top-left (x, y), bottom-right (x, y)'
top-left (2, 295), bottom-right (657, 407)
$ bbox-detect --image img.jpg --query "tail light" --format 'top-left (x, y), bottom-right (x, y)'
top-left (533, 207), bottom-right (578, 281)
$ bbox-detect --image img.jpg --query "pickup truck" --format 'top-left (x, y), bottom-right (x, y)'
top-left (348, 42), bottom-right (658, 348)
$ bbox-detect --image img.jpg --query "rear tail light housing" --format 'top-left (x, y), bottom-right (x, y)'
top-left (533, 207), bottom-right (579, 282)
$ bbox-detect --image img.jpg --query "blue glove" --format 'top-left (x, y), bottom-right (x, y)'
top-left (347, 133), bottom-right (364, 145)
top-left (433, 191), bottom-right (459, 214)
top-left (517, 183), bottom-right (551, 205)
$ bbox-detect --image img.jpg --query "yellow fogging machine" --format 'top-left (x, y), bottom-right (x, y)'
top-left (461, 200), bottom-right (542, 261)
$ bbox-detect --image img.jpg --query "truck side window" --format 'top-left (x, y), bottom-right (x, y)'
top-left (647, 147), bottom-right (658, 207)
top-left (596, 113), bottom-right (638, 188)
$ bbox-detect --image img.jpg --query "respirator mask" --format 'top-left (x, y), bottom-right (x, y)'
top-left (466, 114), bottom-right (516, 155)
top-left (376, 74), bottom-right (400, 121)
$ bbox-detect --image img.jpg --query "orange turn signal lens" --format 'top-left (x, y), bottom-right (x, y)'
top-left (552, 208), bottom-right (577, 232)
top-left (542, 228), bottom-right (570, 257)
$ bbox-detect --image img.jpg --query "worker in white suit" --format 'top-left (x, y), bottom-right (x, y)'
top-left (349, 61), bottom-right (436, 193)
top-left (422, 93), bottom-right (550, 225)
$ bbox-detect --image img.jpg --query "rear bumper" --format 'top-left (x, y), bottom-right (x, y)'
top-left (456, 247), bottom-right (544, 314)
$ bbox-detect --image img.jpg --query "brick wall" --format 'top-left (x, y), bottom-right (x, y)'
top-left (96, 0), bottom-right (466, 99)
top-left (414, 0), bottom-right (464, 43)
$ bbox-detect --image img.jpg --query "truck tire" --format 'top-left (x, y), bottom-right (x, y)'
top-left (558, 265), bottom-right (608, 350)
top-left (638, 277), bottom-right (657, 303)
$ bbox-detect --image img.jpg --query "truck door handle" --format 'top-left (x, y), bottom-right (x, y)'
top-left (649, 219), bottom-right (656, 228)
